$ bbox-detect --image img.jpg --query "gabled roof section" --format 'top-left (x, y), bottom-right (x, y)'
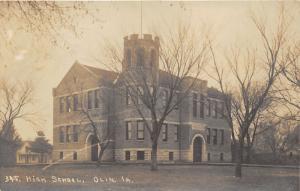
top-left (53, 61), bottom-right (118, 96)
top-left (80, 63), bottom-right (118, 82)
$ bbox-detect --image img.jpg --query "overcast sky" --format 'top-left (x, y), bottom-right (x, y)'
top-left (0, 1), bottom-right (299, 143)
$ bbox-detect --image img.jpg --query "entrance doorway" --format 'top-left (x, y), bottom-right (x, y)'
top-left (91, 136), bottom-right (98, 161)
top-left (193, 137), bottom-right (202, 162)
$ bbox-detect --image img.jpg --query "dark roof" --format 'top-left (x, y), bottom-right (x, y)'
top-left (207, 87), bottom-right (225, 99)
top-left (158, 69), bottom-right (206, 88)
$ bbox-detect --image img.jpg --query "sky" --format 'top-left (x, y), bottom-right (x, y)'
top-left (0, 1), bottom-right (299, 143)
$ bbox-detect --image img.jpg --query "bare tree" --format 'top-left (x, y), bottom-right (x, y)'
top-left (0, 1), bottom-right (100, 59)
top-left (209, 5), bottom-right (297, 177)
top-left (276, 43), bottom-right (300, 120)
top-left (79, 87), bottom-right (116, 165)
top-left (63, 71), bottom-right (117, 165)
top-left (0, 80), bottom-right (35, 142)
top-left (105, 23), bottom-right (209, 170)
top-left (259, 119), bottom-right (299, 162)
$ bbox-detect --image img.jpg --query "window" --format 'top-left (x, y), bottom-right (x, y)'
top-left (220, 129), bottom-right (224, 145)
top-left (137, 151), bottom-right (145, 160)
top-left (220, 102), bottom-right (225, 118)
top-left (126, 49), bottom-right (131, 66)
top-left (59, 127), bottom-right (64, 143)
top-left (59, 152), bottom-right (63, 160)
top-left (73, 152), bottom-right (77, 160)
top-left (136, 47), bottom-right (145, 66)
top-left (169, 152), bottom-right (174, 161)
top-left (137, 86), bottom-right (144, 104)
top-left (126, 122), bottom-right (132, 140)
top-left (174, 92), bottom-right (179, 110)
top-left (207, 153), bottom-right (211, 161)
top-left (125, 151), bottom-right (130, 160)
top-left (174, 125), bottom-right (179, 142)
top-left (199, 94), bottom-right (205, 118)
top-left (162, 124), bottom-right (168, 141)
top-left (137, 121), bottom-right (144, 140)
top-left (220, 153), bottom-right (224, 161)
top-left (66, 96), bottom-right (71, 112)
top-left (193, 93), bottom-right (197, 118)
top-left (162, 89), bottom-right (168, 106)
top-left (73, 125), bottom-right (79, 142)
top-left (206, 128), bottom-right (211, 144)
top-left (126, 87), bottom-right (131, 105)
top-left (213, 129), bottom-right (218, 145)
top-left (207, 99), bottom-right (211, 117)
top-left (88, 91), bottom-right (93, 109)
top-left (73, 94), bottom-right (79, 111)
top-left (66, 126), bottom-right (71, 142)
top-left (213, 100), bottom-right (218, 118)
top-left (94, 90), bottom-right (100, 108)
top-left (150, 49), bottom-right (156, 67)
top-left (59, 97), bottom-right (64, 113)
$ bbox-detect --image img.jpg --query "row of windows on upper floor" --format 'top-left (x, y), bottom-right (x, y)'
top-left (58, 88), bottom-right (226, 121)
top-left (125, 88), bottom-right (227, 120)
top-left (125, 121), bottom-right (179, 142)
top-left (126, 121), bottom-right (225, 145)
top-left (57, 122), bottom-right (226, 146)
top-left (192, 93), bottom-right (226, 119)
top-left (59, 125), bottom-right (79, 143)
top-left (59, 89), bottom-right (101, 113)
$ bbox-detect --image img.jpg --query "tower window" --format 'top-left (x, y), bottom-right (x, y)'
top-left (136, 47), bottom-right (145, 66)
top-left (126, 49), bottom-right (131, 66)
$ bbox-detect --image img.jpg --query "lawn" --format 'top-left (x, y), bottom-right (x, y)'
top-left (0, 164), bottom-right (299, 191)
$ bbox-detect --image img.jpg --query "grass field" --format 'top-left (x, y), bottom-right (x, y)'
top-left (0, 164), bottom-right (299, 191)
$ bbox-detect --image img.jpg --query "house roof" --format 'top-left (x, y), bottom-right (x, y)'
top-left (207, 87), bottom-right (225, 99)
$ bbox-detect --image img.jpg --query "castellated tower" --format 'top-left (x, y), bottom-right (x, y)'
top-left (122, 34), bottom-right (160, 83)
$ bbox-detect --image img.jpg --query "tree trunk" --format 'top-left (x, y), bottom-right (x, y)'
top-left (235, 142), bottom-right (244, 178)
top-left (231, 142), bottom-right (237, 162)
top-left (245, 146), bottom-right (251, 164)
top-left (151, 142), bottom-right (158, 171)
top-left (97, 148), bottom-right (105, 167)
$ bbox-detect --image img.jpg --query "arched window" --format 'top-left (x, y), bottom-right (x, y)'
top-left (126, 49), bottom-right (131, 66)
top-left (136, 47), bottom-right (145, 66)
top-left (150, 49), bottom-right (156, 67)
